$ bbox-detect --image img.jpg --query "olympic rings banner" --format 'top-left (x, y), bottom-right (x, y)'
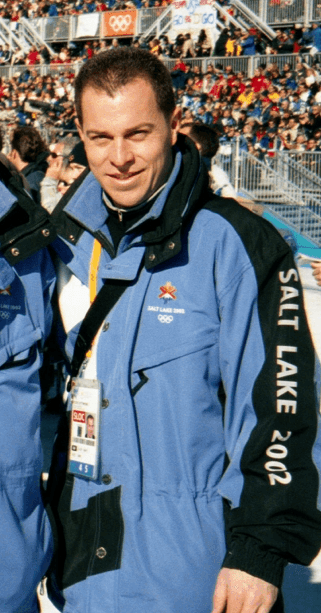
top-left (102, 10), bottom-right (137, 37)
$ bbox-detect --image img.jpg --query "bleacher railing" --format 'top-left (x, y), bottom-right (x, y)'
top-left (2, 51), bottom-right (321, 80)
top-left (232, 0), bottom-right (316, 26)
top-left (217, 140), bottom-right (321, 245)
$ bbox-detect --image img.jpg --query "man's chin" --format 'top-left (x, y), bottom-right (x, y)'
top-left (107, 188), bottom-right (149, 210)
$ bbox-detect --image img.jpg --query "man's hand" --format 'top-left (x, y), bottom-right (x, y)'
top-left (46, 154), bottom-right (64, 181)
top-left (212, 568), bottom-right (278, 613)
top-left (311, 262), bottom-right (321, 286)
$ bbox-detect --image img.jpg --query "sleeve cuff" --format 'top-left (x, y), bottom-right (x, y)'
top-left (222, 536), bottom-right (287, 588)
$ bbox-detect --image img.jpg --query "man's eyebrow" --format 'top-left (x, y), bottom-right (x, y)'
top-left (86, 123), bottom-right (155, 137)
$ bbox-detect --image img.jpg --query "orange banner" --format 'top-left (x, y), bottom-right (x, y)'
top-left (102, 10), bottom-right (137, 37)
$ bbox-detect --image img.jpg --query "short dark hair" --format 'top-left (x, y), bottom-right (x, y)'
top-left (181, 122), bottom-right (220, 158)
top-left (11, 126), bottom-right (48, 163)
top-left (75, 47), bottom-right (176, 126)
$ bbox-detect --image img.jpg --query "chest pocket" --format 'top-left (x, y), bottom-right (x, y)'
top-left (131, 307), bottom-right (219, 397)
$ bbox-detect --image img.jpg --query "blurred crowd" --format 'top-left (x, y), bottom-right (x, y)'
top-left (0, 0), bottom-right (166, 20)
top-left (1, 23), bottom-right (321, 66)
top-left (1, 38), bottom-right (321, 160)
top-left (171, 55), bottom-right (321, 158)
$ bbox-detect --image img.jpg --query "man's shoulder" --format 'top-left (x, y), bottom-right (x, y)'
top-left (0, 164), bottom-right (56, 266)
top-left (197, 196), bottom-right (290, 269)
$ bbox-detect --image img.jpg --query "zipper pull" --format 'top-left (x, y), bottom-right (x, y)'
top-left (118, 209), bottom-right (123, 222)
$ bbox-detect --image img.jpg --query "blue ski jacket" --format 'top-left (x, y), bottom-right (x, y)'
top-left (0, 171), bottom-right (55, 613)
top-left (47, 136), bottom-right (321, 613)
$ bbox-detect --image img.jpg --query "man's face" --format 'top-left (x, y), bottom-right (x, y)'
top-left (77, 78), bottom-right (180, 208)
top-left (87, 417), bottom-right (94, 438)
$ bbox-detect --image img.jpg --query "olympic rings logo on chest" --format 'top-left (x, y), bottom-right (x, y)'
top-left (158, 314), bottom-right (173, 324)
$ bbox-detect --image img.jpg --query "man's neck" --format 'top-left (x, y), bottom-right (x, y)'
top-left (103, 182), bottom-right (166, 222)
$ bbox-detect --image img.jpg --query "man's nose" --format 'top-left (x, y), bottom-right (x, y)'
top-left (109, 138), bottom-right (134, 168)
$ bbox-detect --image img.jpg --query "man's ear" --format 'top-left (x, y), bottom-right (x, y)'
top-left (170, 106), bottom-right (182, 146)
top-left (8, 148), bottom-right (18, 162)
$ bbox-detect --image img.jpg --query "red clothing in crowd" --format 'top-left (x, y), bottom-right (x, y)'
top-left (173, 59), bottom-right (186, 72)
top-left (27, 50), bottom-right (40, 65)
top-left (50, 57), bottom-right (63, 65)
top-left (87, 47), bottom-right (94, 59)
top-left (251, 75), bottom-right (271, 92)
top-left (227, 74), bottom-right (237, 87)
top-left (209, 77), bottom-right (225, 99)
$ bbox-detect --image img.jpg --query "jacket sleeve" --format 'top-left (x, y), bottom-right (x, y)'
top-left (0, 250), bottom-right (55, 612)
top-left (215, 217), bottom-right (321, 588)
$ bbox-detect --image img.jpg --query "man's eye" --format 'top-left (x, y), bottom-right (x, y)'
top-left (91, 134), bottom-right (110, 142)
top-left (130, 130), bottom-right (148, 139)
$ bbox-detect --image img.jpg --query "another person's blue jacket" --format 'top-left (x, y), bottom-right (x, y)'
top-left (0, 171), bottom-right (55, 613)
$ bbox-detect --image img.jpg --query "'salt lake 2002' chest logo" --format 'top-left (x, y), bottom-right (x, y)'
top-left (147, 282), bottom-right (185, 322)
top-left (0, 286), bottom-right (11, 296)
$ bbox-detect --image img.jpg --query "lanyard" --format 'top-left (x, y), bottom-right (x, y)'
top-left (69, 240), bottom-right (130, 385)
top-left (89, 238), bottom-right (102, 305)
top-left (86, 238), bottom-right (102, 358)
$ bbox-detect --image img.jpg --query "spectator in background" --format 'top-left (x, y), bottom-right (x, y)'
top-left (292, 133), bottom-right (308, 151)
top-left (310, 22), bottom-right (321, 54)
top-left (213, 27), bottom-right (229, 57)
top-left (26, 45), bottom-right (40, 65)
top-left (170, 56), bottom-right (187, 92)
top-left (41, 138), bottom-right (87, 213)
top-left (1, 43), bottom-right (12, 64)
top-left (48, 0), bottom-right (59, 16)
top-left (237, 82), bottom-right (254, 108)
top-left (225, 28), bottom-right (242, 56)
top-left (8, 125), bottom-right (49, 203)
top-left (39, 44), bottom-right (51, 64)
top-left (195, 28), bottom-right (212, 56)
top-left (271, 29), bottom-right (283, 53)
top-left (297, 111), bottom-right (313, 137)
top-left (251, 67), bottom-right (270, 93)
top-left (180, 121), bottom-right (238, 198)
top-left (277, 31), bottom-right (294, 54)
top-left (309, 105), bottom-right (321, 131)
top-left (240, 29), bottom-right (256, 55)
top-left (181, 33), bottom-right (195, 58)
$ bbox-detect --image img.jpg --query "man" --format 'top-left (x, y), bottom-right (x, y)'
top-left (47, 48), bottom-right (321, 613)
top-left (180, 121), bottom-right (237, 199)
top-left (8, 125), bottom-right (49, 203)
top-left (240, 29), bottom-right (256, 55)
top-left (310, 21), bottom-right (321, 53)
top-left (0, 148), bottom-right (55, 611)
top-left (41, 137), bottom-right (87, 213)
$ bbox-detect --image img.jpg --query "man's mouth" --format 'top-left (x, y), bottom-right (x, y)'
top-left (109, 170), bottom-right (143, 180)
